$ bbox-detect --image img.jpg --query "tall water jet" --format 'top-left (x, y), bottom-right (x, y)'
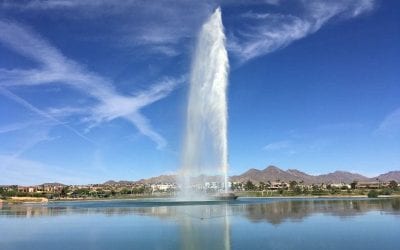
top-left (179, 7), bottom-right (230, 199)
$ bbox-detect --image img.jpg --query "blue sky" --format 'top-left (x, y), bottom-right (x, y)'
top-left (0, 0), bottom-right (399, 185)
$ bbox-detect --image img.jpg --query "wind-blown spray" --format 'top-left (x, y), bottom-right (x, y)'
top-left (180, 7), bottom-right (229, 199)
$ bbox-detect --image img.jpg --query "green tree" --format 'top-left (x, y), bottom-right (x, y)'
top-left (244, 180), bottom-right (256, 191)
top-left (60, 187), bottom-right (69, 197)
top-left (120, 188), bottom-right (131, 194)
top-left (0, 187), bottom-right (7, 198)
top-left (73, 188), bottom-right (90, 197)
top-left (132, 186), bottom-right (145, 194)
top-left (233, 183), bottom-right (243, 191)
top-left (294, 186), bottom-right (302, 195)
top-left (289, 181), bottom-right (298, 191)
top-left (389, 180), bottom-right (398, 190)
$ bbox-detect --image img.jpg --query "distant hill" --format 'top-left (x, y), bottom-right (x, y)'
top-left (40, 182), bottom-right (66, 186)
top-left (231, 166), bottom-right (299, 183)
top-left (374, 171), bottom-right (400, 182)
top-left (232, 165), bottom-right (376, 184)
top-left (316, 171), bottom-right (370, 184)
top-left (103, 180), bottom-right (134, 185)
top-left (135, 174), bottom-right (223, 184)
top-left (101, 166), bottom-right (400, 185)
top-left (136, 175), bottom-right (177, 184)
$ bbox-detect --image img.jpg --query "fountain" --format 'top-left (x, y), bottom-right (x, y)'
top-left (179, 7), bottom-right (235, 200)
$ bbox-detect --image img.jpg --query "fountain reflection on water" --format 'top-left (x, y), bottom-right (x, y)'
top-left (179, 7), bottom-right (230, 200)
top-left (179, 205), bottom-right (231, 250)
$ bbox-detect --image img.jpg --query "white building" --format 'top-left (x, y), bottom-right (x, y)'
top-left (151, 184), bottom-right (174, 192)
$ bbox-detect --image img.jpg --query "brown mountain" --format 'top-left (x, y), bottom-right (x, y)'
top-left (103, 180), bottom-right (134, 185)
top-left (230, 165), bottom-right (370, 184)
top-left (374, 171), bottom-right (400, 182)
top-left (40, 182), bottom-right (66, 186)
top-left (101, 167), bottom-right (399, 185)
top-left (137, 174), bottom-right (177, 184)
top-left (231, 166), bottom-right (301, 183)
top-left (316, 171), bottom-right (370, 184)
top-left (136, 174), bottom-right (223, 184)
top-left (286, 169), bottom-right (315, 183)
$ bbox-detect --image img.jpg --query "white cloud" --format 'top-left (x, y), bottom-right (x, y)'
top-left (376, 107), bottom-right (400, 136)
top-left (47, 106), bottom-right (89, 118)
top-left (1, 0), bottom-right (212, 57)
top-left (0, 20), bottom-right (182, 149)
top-left (263, 140), bottom-right (292, 151)
top-left (1, 0), bottom-right (376, 63)
top-left (9, 128), bottom-right (56, 158)
top-left (0, 120), bottom-right (43, 134)
top-left (0, 1), bottom-right (378, 148)
top-left (0, 120), bottom-right (59, 161)
top-left (0, 86), bottom-right (93, 143)
top-left (229, 0), bottom-right (376, 62)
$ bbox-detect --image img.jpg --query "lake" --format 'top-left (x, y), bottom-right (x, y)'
top-left (1, 198), bottom-right (399, 250)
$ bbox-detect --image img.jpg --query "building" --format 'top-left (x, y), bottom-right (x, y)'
top-left (151, 183), bottom-right (175, 192)
top-left (329, 183), bottom-right (351, 189)
top-left (356, 182), bottom-right (380, 189)
top-left (17, 186), bottom-right (30, 193)
top-left (269, 182), bottom-right (289, 190)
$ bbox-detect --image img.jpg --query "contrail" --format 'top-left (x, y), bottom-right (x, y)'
top-left (0, 86), bottom-right (95, 144)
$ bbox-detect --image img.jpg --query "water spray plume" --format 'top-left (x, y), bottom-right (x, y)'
top-left (179, 7), bottom-right (230, 199)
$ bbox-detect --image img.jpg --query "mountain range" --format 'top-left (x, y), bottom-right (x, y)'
top-left (103, 165), bottom-right (400, 185)
top-left (230, 166), bottom-right (376, 184)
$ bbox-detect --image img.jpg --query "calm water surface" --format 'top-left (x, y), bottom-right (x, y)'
top-left (0, 198), bottom-right (399, 250)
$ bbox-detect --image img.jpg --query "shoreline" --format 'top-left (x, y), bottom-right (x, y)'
top-left (2, 194), bottom-right (400, 205)
top-left (239, 195), bottom-right (400, 199)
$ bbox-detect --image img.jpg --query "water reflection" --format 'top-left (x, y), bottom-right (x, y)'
top-left (178, 205), bottom-right (230, 250)
top-left (1, 198), bottom-right (399, 220)
top-left (1, 198), bottom-right (399, 250)
top-left (237, 198), bottom-right (400, 224)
